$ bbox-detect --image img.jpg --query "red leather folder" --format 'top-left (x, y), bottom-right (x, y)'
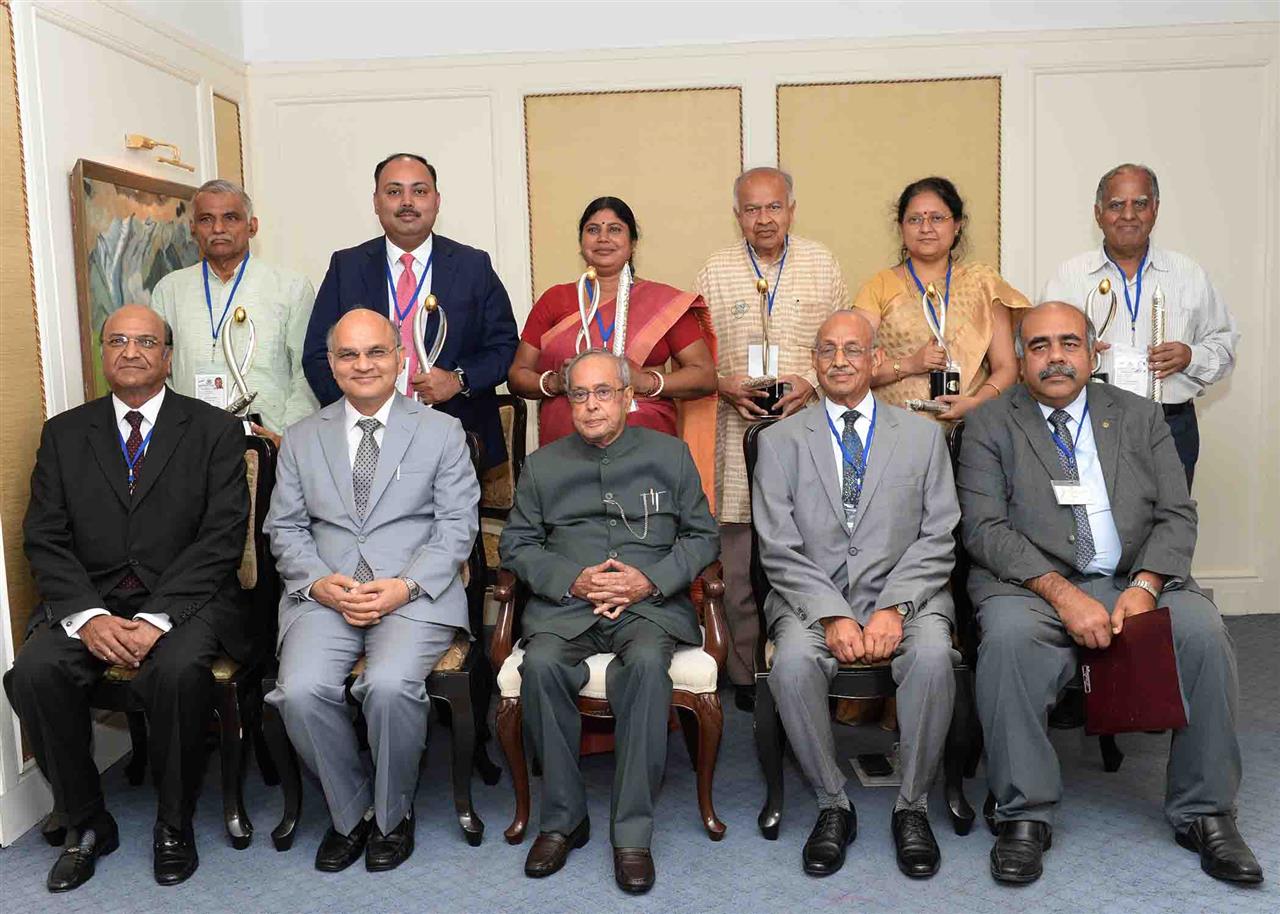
top-left (1079, 606), bottom-right (1188, 735)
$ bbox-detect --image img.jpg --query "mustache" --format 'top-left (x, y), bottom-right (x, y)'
top-left (396, 207), bottom-right (419, 215)
top-left (1038, 362), bottom-right (1077, 380)
top-left (825, 366), bottom-right (855, 378)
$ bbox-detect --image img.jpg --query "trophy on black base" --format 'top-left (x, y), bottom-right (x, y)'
top-left (413, 293), bottom-right (447, 407)
top-left (222, 306), bottom-right (263, 429)
top-left (744, 277), bottom-right (787, 414)
top-left (1085, 277), bottom-right (1117, 382)
top-left (922, 281), bottom-right (960, 402)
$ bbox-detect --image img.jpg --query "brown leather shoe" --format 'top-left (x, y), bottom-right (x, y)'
top-left (613, 847), bottom-right (655, 894)
top-left (524, 818), bottom-right (589, 878)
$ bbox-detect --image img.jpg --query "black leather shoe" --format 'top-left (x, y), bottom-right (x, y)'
top-left (802, 807), bottom-right (857, 876)
top-left (734, 684), bottom-right (757, 712)
top-left (613, 847), bottom-right (655, 894)
top-left (47, 814), bottom-right (119, 893)
top-left (153, 821), bottom-right (198, 886)
top-left (1175, 814), bottom-right (1264, 884)
top-left (990, 820), bottom-right (1051, 885)
top-left (892, 809), bottom-right (940, 878)
top-left (524, 817), bottom-right (590, 878)
top-left (315, 816), bottom-right (374, 872)
top-left (365, 807), bottom-right (415, 872)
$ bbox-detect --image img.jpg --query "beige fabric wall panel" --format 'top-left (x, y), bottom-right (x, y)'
top-left (777, 78), bottom-right (1001, 294)
top-left (1, 2), bottom-right (44, 649)
top-left (525, 88), bottom-right (742, 299)
top-left (213, 93), bottom-right (244, 186)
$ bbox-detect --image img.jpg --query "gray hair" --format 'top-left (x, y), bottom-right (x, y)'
top-left (325, 311), bottom-right (402, 353)
top-left (562, 348), bottom-right (631, 390)
top-left (812, 308), bottom-right (878, 350)
top-left (1013, 303), bottom-right (1098, 358)
top-left (1094, 163), bottom-right (1159, 208)
top-left (733, 167), bottom-right (795, 211)
top-left (194, 178), bottom-right (254, 218)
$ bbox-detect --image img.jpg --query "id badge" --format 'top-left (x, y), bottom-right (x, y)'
top-left (747, 343), bottom-right (779, 378)
top-left (1051, 480), bottom-right (1089, 505)
top-left (194, 372), bottom-right (228, 409)
top-left (1110, 343), bottom-right (1150, 398)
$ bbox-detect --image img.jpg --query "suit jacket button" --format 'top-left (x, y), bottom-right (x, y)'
top-left (358, 535), bottom-right (366, 543)
top-left (609, 519), bottom-right (617, 527)
top-left (1068, 534), bottom-right (1076, 543)
top-left (848, 546), bottom-right (859, 556)
top-left (129, 558), bottom-right (139, 566)
top-left (602, 457), bottom-right (610, 465)
top-left (608, 551), bottom-right (618, 559)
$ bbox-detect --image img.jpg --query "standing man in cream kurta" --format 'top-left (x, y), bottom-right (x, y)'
top-left (694, 167), bottom-right (850, 705)
top-left (150, 180), bottom-right (318, 443)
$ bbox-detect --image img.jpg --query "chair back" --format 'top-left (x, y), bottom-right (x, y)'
top-left (743, 419), bottom-right (779, 669)
top-left (464, 432), bottom-right (489, 636)
top-left (242, 434), bottom-right (281, 651)
top-left (480, 394), bottom-right (527, 520)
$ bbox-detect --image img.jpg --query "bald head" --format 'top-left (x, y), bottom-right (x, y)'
top-left (327, 308), bottom-right (399, 353)
top-left (812, 308), bottom-right (882, 406)
top-left (1016, 301), bottom-right (1098, 408)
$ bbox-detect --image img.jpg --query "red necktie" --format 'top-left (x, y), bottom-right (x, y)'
top-left (397, 252), bottom-right (420, 386)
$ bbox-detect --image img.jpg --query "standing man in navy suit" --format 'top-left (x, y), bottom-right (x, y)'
top-left (304, 153), bottom-right (519, 468)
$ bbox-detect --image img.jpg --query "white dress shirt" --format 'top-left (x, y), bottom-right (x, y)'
top-left (823, 392), bottom-right (875, 486)
top-left (385, 235), bottom-right (434, 321)
top-left (344, 394), bottom-right (395, 465)
top-left (63, 387), bottom-right (174, 640)
top-left (1040, 241), bottom-right (1238, 404)
top-left (1036, 388), bottom-right (1123, 576)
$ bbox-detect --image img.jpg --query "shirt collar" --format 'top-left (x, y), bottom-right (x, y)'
top-left (1037, 386), bottom-right (1088, 425)
top-left (112, 386), bottom-right (166, 427)
top-left (344, 393), bottom-right (396, 431)
top-left (824, 390), bottom-right (876, 426)
top-left (203, 253), bottom-right (250, 285)
top-left (386, 234), bottom-right (434, 268)
top-left (1089, 239), bottom-right (1167, 275)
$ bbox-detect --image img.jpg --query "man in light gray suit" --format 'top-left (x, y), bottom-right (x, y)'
top-left (958, 302), bottom-right (1260, 886)
top-left (265, 309), bottom-right (479, 873)
top-left (753, 310), bottom-right (959, 880)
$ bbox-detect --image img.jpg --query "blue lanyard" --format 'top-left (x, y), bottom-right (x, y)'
top-left (1048, 403), bottom-right (1090, 470)
top-left (119, 425), bottom-right (155, 488)
top-left (1104, 250), bottom-right (1146, 337)
top-left (746, 236), bottom-right (789, 316)
top-left (203, 252), bottom-right (250, 342)
top-left (904, 257), bottom-right (952, 331)
top-left (384, 249), bottom-right (435, 324)
top-left (825, 399), bottom-right (877, 499)
top-left (585, 282), bottom-right (616, 345)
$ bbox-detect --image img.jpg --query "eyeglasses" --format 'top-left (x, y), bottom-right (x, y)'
top-left (812, 344), bottom-right (871, 362)
top-left (904, 213), bottom-right (953, 228)
top-left (332, 346), bottom-right (397, 363)
top-left (566, 385), bottom-right (626, 404)
top-left (741, 202), bottom-right (787, 218)
top-left (104, 334), bottom-right (164, 350)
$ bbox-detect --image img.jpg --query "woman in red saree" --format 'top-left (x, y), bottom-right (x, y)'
top-left (509, 196), bottom-right (718, 501)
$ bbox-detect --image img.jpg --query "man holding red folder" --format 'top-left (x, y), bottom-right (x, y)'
top-left (957, 302), bottom-right (1262, 886)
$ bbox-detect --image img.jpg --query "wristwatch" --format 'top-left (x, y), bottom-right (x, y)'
top-left (400, 577), bottom-right (422, 602)
top-left (1126, 576), bottom-right (1160, 601)
top-left (453, 367), bottom-right (471, 397)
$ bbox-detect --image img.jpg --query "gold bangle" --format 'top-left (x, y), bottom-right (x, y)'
top-left (980, 381), bottom-right (1002, 396)
top-left (893, 360), bottom-right (903, 382)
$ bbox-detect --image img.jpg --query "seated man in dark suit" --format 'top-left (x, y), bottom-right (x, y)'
top-left (499, 350), bottom-right (719, 895)
top-left (302, 152), bottom-right (519, 469)
top-left (957, 301), bottom-right (1261, 886)
top-left (4, 305), bottom-right (250, 891)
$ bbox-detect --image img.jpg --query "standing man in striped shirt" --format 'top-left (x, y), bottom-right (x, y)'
top-left (1041, 163), bottom-right (1238, 490)
top-left (694, 167), bottom-right (850, 709)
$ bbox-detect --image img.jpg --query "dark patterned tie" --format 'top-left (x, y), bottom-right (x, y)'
top-left (1048, 409), bottom-right (1096, 571)
top-left (352, 417), bottom-right (381, 583)
top-left (840, 409), bottom-right (863, 517)
top-left (117, 411), bottom-right (147, 591)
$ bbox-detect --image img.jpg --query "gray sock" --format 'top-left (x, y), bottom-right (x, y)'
top-left (816, 789), bottom-right (851, 811)
top-left (894, 794), bottom-right (927, 814)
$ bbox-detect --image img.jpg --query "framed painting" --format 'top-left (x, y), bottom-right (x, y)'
top-left (69, 159), bottom-right (200, 400)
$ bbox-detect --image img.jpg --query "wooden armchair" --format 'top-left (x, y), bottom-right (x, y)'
top-left (745, 420), bottom-right (979, 840)
top-left (480, 393), bottom-right (527, 586)
top-left (490, 564), bottom-right (729, 844)
top-left (72, 434), bottom-right (282, 851)
top-left (260, 433), bottom-right (500, 850)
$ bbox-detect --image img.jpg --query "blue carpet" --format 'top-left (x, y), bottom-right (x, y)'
top-left (1, 615), bottom-right (1276, 913)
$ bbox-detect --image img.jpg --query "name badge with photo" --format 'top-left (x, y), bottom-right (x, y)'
top-left (1110, 343), bottom-right (1150, 399)
top-left (194, 372), bottom-right (228, 409)
top-left (1051, 480), bottom-right (1089, 505)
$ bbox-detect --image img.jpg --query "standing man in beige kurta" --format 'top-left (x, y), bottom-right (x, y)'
top-left (694, 167), bottom-right (850, 708)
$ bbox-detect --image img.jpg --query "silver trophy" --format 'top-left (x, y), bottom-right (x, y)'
top-left (575, 267), bottom-right (601, 354)
top-left (743, 277), bottom-right (786, 414)
top-left (1150, 285), bottom-right (1166, 401)
top-left (413, 293), bottom-right (447, 406)
top-left (921, 281), bottom-right (960, 402)
top-left (1085, 277), bottom-right (1118, 381)
top-left (222, 306), bottom-right (259, 418)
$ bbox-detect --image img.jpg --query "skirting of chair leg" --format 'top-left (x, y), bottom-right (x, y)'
top-left (943, 668), bottom-right (976, 836)
top-left (125, 711), bottom-right (148, 786)
top-left (470, 661), bottom-right (503, 786)
top-left (433, 676), bottom-right (485, 847)
top-left (495, 697), bottom-right (529, 844)
top-left (753, 675), bottom-right (784, 840)
top-left (685, 692), bottom-right (726, 840)
top-left (217, 683), bottom-right (253, 849)
top-left (246, 682), bottom-right (280, 788)
top-left (260, 693), bottom-right (301, 852)
top-left (1099, 734), bottom-right (1124, 772)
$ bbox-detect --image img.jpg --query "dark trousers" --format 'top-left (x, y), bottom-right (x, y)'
top-left (1163, 401), bottom-right (1199, 492)
top-left (3, 618), bottom-right (222, 829)
top-left (518, 614), bottom-right (677, 848)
